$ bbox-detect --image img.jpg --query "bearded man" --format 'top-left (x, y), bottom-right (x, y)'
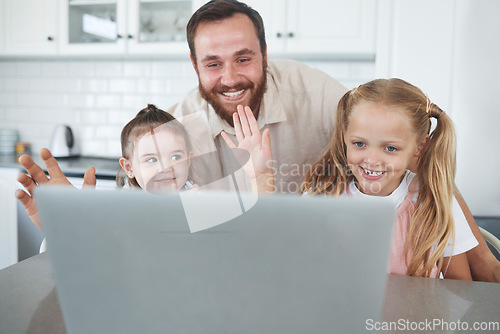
top-left (168, 0), bottom-right (347, 193)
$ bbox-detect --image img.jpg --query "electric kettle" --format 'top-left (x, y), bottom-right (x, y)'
top-left (50, 125), bottom-right (79, 158)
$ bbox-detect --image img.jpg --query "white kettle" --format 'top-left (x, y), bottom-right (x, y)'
top-left (50, 125), bottom-right (79, 158)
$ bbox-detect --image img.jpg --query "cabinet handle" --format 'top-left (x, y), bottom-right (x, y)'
top-left (128, 34), bottom-right (133, 39)
top-left (276, 32), bottom-right (282, 38)
top-left (288, 32), bottom-right (295, 38)
top-left (117, 34), bottom-right (122, 39)
top-left (47, 36), bottom-right (54, 41)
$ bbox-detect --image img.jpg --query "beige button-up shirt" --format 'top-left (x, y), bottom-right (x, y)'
top-left (168, 59), bottom-right (347, 193)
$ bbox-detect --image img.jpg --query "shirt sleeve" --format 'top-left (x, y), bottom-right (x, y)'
top-left (444, 196), bottom-right (479, 256)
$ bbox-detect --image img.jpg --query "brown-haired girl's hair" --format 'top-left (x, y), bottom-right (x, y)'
top-left (187, 0), bottom-right (267, 64)
top-left (302, 78), bottom-right (456, 277)
top-left (116, 104), bottom-right (192, 188)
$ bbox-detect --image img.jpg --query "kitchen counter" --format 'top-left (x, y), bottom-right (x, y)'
top-left (0, 154), bottom-right (120, 179)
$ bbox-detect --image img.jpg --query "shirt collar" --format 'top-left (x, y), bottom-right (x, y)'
top-left (348, 171), bottom-right (415, 209)
top-left (207, 66), bottom-right (288, 138)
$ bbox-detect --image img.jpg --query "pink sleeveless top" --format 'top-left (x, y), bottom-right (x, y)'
top-left (345, 173), bottom-right (440, 278)
top-left (389, 195), bottom-right (439, 277)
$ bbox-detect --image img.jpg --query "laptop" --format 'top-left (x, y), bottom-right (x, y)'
top-left (36, 186), bottom-right (394, 334)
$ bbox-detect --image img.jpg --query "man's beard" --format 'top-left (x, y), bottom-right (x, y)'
top-left (198, 64), bottom-right (268, 127)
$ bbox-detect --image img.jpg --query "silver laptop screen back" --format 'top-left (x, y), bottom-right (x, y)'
top-left (37, 187), bottom-right (394, 334)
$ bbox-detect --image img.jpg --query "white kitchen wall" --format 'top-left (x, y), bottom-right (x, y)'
top-left (0, 58), bottom-right (374, 157)
top-left (376, 0), bottom-right (500, 216)
top-left (451, 1), bottom-right (500, 216)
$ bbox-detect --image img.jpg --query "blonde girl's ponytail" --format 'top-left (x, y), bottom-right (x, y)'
top-left (406, 102), bottom-right (457, 276)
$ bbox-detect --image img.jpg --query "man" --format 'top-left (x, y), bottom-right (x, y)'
top-left (16, 0), bottom-right (499, 282)
top-left (168, 0), bottom-right (346, 193)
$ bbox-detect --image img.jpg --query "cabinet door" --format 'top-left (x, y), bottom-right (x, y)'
top-left (0, 0), bottom-right (5, 53)
top-left (4, 0), bottom-right (58, 55)
top-left (286, 0), bottom-right (376, 56)
top-left (243, 0), bottom-right (286, 55)
top-left (126, 0), bottom-right (194, 55)
top-left (0, 167), bottom-right (19, 270)
top-left (59, 0), bottom-right (127, 55)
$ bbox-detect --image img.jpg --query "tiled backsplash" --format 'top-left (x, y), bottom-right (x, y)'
top-left (0, 58), bottom-right (374, 158)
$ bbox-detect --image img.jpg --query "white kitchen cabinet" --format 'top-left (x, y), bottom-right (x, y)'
top-left (0, 167), bottom-right (19, 270)
top-left (59, 0), bottom-right (200, 56)
top-left (246, 0), bottom-right (377, 57)
top-left (3, 0), bottom-right (59, 55)
top-left (59, 0), bottom-right (127, 54)
top-left (0, 1), bottom-right (5, 53)
top-left (126, 0), bottom-right (196, 54)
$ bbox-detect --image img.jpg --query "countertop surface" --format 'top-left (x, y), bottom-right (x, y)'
top-left (0, 154), bottom-right (120, 178)
top-left (1, 253), bottom-right (499, 334)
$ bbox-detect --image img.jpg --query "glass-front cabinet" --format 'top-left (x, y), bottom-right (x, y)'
top-left (127, 0), bottom-right (194, 54)
top-left (60, 0), bottom-right (126, 54)
top-left (59, 0), bottom-right (202, 55)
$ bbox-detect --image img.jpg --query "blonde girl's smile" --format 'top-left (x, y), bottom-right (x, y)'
top-left (359, 166), bottom-right (386, 179)
top-left (344, 101), bottom-right (426, 197)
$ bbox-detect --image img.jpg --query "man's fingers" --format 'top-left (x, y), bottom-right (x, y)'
top-left (221, 131), bottom-right (238, 149)
top-left (15, 188), bottom-right (30, 202)
top-left (237, 105), bottom-right (251, 137)
top-left (262, 128), bottom-right (273, 160)
top-left (18, 154), bottom-right (49, 185)
top-left (233, 112), bottom-right (244, 144)
top-left (83, 167), bottom-right (97, 188)
top-left (17, 173), bottom-right (37, 194)
top-left (15, 189), bottom-right (42, 230)
top-left (39, 148), bottom-right (67, 180)
top-left (14, 189), bottom-right (33, 218)
top-left (245, 106), bottom-right (260, 136)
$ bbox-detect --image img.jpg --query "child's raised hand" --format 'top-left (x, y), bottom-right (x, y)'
top-left (221, 105), bottom-right (273, 179)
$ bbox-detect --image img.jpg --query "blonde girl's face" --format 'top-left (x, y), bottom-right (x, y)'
top-left (344, 102), bottom-right (426, 197)
top-left (122, 125), bottom-right (192, 192)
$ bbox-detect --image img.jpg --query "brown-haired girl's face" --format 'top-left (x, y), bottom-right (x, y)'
top-left (126, 124), bottom-right (192, 192)
top-left (343, 102), bottom-right (426, 196)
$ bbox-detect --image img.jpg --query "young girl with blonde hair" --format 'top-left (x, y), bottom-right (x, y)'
top-left (301, 78), bottom-right (477, 279)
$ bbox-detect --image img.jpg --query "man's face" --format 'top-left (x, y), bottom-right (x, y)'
top-left (192, 13), bottom-right (267, 126)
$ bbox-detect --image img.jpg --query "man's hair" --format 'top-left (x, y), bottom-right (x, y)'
top-left (187, 0), bottom-right (267, 64)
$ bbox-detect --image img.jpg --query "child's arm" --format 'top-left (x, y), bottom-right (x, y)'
top-left (221, 105), bottom-right (274, 193)
top-left (454, 188), bottom-right (500, 282)
top-left (441, 253), bottom-right (473, 281)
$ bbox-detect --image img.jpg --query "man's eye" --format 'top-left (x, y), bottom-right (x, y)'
top-left (206, 63), bottom-right (220, 68)
top-left (386, 146), bottom-right (397, 152)
top-left (237, 58), bottom-right (250, 63)
top-left (171, 154), bottom-right (182, 161)
top-left (354, 142), bottom-right (365, 148)
top-left (146, 157), bottom-right (157, 163)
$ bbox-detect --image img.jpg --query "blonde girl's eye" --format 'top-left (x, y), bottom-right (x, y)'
top-left (354, 141), bottom-right (365, 148)
top-left (146, 157), bottom-right (157, 163)
top-left (385, 146), bottom-right (398, 152)
top-left (171, 154), bottom-right (182, 161)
